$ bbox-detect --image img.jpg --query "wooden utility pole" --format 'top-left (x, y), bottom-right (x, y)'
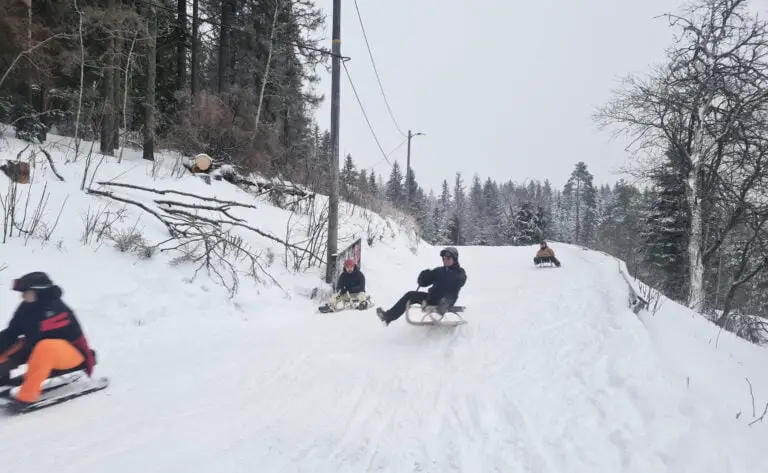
top-left (404, 130), bottom-right (424, 208)
top-left (326, 0), bottom-right (341, 284)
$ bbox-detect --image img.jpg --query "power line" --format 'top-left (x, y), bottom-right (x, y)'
top-left (342, 60), bottom-right (392, 166)
top-left (366, 136), bottom-right (409, 172)
top-left (140, 0), bottom-right (399, 175)
top-left (352, 0), bottom-right (407, 138)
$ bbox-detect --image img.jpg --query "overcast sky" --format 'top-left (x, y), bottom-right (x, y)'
top-left (311, 0), bottom-right (767, 194)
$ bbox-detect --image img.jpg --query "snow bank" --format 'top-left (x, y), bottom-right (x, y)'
top-left (594, 247), bottom-right (768, 431)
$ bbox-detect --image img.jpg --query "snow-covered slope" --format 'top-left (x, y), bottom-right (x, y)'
top-left (1, 133), bottom-right (767, 472)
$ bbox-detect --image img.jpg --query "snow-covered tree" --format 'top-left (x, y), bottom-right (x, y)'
top-left (447, 173), bottom-right (468, 245)
top-left (641, 152), bottom-right (690, 301)
top-left (385, 162), bottom-right (404, 206)
top-left (562, 162), bottom-right (597, 245)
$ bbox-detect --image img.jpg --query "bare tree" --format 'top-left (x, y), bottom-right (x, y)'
top-left (595, 0), bottom-right (768, 312)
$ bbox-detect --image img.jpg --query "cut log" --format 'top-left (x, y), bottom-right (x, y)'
top-left (183, 153), bottom-right (212, 173)
top-left (0, 161), bottom-right (30, 184)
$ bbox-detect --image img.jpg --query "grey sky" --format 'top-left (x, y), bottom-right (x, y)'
top-left (311, 0), bottom-right (766, 194)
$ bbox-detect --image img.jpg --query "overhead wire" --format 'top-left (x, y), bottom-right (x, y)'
top-left (136, 0), bottom-right (403, 176)
top-left (342, 60), bottom-right (392, 166)
top-left (351, 0), bottom-right (407, 138)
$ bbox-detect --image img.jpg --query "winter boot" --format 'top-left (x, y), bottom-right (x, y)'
top-left (436, 298), bottom-right (451, 316)
top-left (4, 397), bottom-right (32, 414)
top-left (375, 308), bottom-right (390, 326)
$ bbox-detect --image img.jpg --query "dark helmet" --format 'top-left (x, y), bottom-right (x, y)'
top-left (439, 246), bottom-right (459, 261)
top-left (12, 272), bottom-right (54, 292)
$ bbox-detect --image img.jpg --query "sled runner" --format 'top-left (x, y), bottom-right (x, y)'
top-left (318, 295), bottom-right (372, 313)
top-left (1, 370), bottom-right (109, 414)
top-left (535, 261), bottom-right (558, 268)
top-left (404, 301), bottom-right (467, 327)
top-left (2, 374), bottom-right (109, 414)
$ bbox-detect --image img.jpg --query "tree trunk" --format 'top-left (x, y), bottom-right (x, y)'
top-left (191, 0), bottom-right (200, 95)
top-left (218, 0), bottom-right (234, 93)
top-left (177, 0), bottom-right (187, 91)
top-left (99, 0), bottom-right (116, 156)
top-left (112, 32), bottom-right (122, 150)
top-left (685, 106), bottom-right (708, 312)
top-left (143, 7), bottom-right (157, 161)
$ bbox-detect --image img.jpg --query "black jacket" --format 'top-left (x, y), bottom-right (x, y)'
top-left (0, 286), bottom-right (94, 374)
top-left (417, 263), bottom-right (467, 306)
top-left (337, 265), bottom-right (366, 294)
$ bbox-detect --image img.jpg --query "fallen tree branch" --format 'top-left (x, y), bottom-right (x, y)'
top-left (159, 205), bottom-right (318, 260)
top-left (86, 188), bottom-right (175, 235)
top-left (86, 185), bottom-right (319, 296)
top-left (154, 199), bottom-right (245, 222)
top-left (96, 181), bottom-right (259, 209)
top-left (40, 149), bottom-right (65, 181)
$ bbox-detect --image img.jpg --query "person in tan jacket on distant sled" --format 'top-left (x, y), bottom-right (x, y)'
top-left (534, 241), bottom-right (561, 267)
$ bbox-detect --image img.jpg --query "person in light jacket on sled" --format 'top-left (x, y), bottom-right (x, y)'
top-left (376, 246), bottom-right (467, 326)
top-left (534, 241), bottom-right (561, 267)
top-left (0, 272), bottom-right (96, 410)
top-left (318, 259), bottom-right (370, 312)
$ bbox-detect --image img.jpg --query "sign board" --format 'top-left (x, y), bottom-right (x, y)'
top-left (333, 238), bottom-right (362, 289)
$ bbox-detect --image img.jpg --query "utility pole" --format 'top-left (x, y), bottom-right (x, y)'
top-left (404, 130), bottom-right (424, 209)
top-left (326, 0), bottom-right (341, 284)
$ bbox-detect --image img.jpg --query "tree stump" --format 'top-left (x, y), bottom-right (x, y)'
top-left (0, 161), bottom-right (30, 184)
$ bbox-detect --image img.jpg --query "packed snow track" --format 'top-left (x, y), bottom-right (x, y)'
top-left (0, 245), bottom-right (763, 472)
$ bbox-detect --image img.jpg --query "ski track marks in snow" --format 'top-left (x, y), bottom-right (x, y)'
top-left (0, 244), bottom-right (767, 472)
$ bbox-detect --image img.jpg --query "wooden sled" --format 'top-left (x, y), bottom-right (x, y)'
top-left (318, 295), bottom-right (372, 313)
top-left (404, 301), bottom-right (467, 327)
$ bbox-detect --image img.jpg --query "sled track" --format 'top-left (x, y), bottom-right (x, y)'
top-left (1, 245), bottom-right (765, 472)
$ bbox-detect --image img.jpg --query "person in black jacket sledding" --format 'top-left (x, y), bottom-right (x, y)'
top-left (318, 259), bottom-right (370, 312)
top-left (376, 246), bottom-right (467, 326)
top-left (0, 272), bottom-right (96, 408)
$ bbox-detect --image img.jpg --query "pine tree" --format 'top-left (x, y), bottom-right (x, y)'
top-left (447, 173), bottom-right (468, 245)
top-left (340, 153), bottom-right (357, 199)
top-left (433, 180), bottom-right (452, 244)
top-left (368, 171), bottom-right (378, 197)
top-left (481, 178), bottom-right (503, 245)
top-left (563, 162), bottom-right (598, 245)
top-left (385, 162), bottom-right (404, 206)
top-left (357, 169), bottom-right (369, 196)
top-left (513, 201), bottom-right (541, 244)
top-left (404, 167), bottom-right (421, 215)
top-left (597, 180), bottom-right (644, 271)
top-left (642, 149), bottom-right (690, 301)
top-left (420, 190), bottom-right (438, 242)
top-left (468, 175), bottom-right (485, 244)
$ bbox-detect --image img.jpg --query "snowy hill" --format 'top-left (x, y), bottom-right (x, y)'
top-left (1, 132), bottom-right (768, 472)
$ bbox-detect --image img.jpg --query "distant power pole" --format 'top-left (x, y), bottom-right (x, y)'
top-left (404, 129), bottom-right (424, 208)
top-left (326, 0), bottom-right (341, 284)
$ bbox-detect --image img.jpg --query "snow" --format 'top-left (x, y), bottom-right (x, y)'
top-left (1, 131), bottom-right (768, 472)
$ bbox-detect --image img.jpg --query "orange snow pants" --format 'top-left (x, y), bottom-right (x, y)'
top-left (17, 339), bottom-right (84, 403)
